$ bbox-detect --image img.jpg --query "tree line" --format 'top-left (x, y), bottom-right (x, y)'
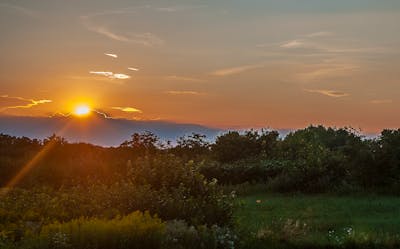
top-left (1, 126), bottom-right (399, 193)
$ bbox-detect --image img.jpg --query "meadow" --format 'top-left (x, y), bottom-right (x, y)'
top-left (235, 193), bottom-right (400, 249)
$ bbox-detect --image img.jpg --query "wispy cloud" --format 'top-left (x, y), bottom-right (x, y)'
top-left (323, 47), bottom-right (389, 54)
top-left (156, 5), bottom-right (206, 12)
top-left (81, 14), bottom-right (164, 46)
top-left (89, 25), bottom-right (127, 42)
top-left (112, 107), bottom-right (142, 113)
top-left (90, 71), bottom-right (113, 77)
top-left (112, 73), bottom-right (131, 79)
top-left (278, 35), bottom-right (389, 55)
top-left (104, 53), bottom-right (118, 58)
top-left (165, 90), bottom-right (204, 96)
top-left (370, 99), bottom-right (393, 104)
top-left (165, 75), bottom-right (204, 82)
top-left (0, 3), bottom-right (38, 18)
top-left (157, 7), bottom-right (178, 12)
top-left (305, 89), bottom-right (349, 98)
top-left (297, 64), bottom-right (359, 82)
top-left (212, 64), bottom-right (263, 76)
top-left (0, 95), bottom-right (52, 112)
top-left (89, 71), bottom-right (131, 80)
top-left (304, 31), bottom-right (334, 38)
top-left (280, 40), bottom-right (305, 49)
top-left (128, 67), bottom-right (140, 71)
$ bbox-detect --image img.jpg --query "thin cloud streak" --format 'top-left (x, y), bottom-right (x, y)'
top-left (156, 5), bottom-right (207, 12)
top-left (279, 37), bottom-right (390, 55)
top-left (112, 73), bottom-right (131, 79)
top-left (81, 14), bottom-right (164, 46)
top-left (89, 71), bottom-right (113, 77)
top-left (165, 75), bottom-right (204, 82)
top-left (165, 90), bottom-right (205, 96)
top-left (370, 99), bottom-right (393, 104)
top-left (304, 31), bottom-right (334, 38)
top-left (89, 71), bottom-right (131, 80)
top-left (297, 64), bottom-right (359, 82)
top-left (305, 89), bottom-right (349, 98)
top-left (0, 95), bottom-right (52, 112)
top-left (0, 3), bottom-right (38, 18)
top-left (112, 107), bottom-right (143, 113)
top-left (280, 40), bottom-right (305, 49)
top-left (104, 53), bottom-right (118, 58)
top-left (128, 67), bottom-right (140, 71)
top-left (212, 64), bottom-right (263, 76)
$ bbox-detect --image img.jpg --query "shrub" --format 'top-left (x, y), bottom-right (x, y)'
top-left (126, 154), bottom-right (236, 225)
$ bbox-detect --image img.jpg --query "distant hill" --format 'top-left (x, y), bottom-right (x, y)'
top-left (0, 114), bottom-right (222, 147)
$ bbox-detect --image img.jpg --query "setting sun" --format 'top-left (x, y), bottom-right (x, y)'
top-left (1, 1), bottom-right (400, 247)
top-left (73, 105), bottom-right (91, 116)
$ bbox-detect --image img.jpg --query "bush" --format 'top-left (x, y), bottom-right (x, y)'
top-left (126, 154), bottom-right (236, 225)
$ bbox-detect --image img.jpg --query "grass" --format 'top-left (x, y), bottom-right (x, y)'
top-left (235, 192), bottom-right (400, 248)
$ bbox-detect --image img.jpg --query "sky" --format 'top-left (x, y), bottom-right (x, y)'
top-left (0, 0), bottom-right (399, 132)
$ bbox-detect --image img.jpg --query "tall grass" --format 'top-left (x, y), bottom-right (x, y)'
top-left (22, 211), bottom-right (164, 249)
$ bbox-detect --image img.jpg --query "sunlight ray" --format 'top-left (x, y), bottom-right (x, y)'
top-left (0, 121), bottom-right (73, 197)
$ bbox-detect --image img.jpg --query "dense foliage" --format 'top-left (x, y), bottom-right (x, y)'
top-left (1, 125), bottom-right (400, 248)
top-left (1, 126), bottom-right (400, 193)
top-left (207, 126), bottom-right (400, 193)
top-left (0, 154), bottom-right (235, 248)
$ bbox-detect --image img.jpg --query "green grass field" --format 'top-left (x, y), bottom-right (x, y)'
top-left (235, 193), bottom-right (400, 249)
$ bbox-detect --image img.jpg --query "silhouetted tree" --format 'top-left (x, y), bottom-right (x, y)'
top-left (212, 129), bottom-right (279, 163)
top-left (120, 131), bottom-right (160, 155)
top-left (174, 133), bottom-right (210, 159)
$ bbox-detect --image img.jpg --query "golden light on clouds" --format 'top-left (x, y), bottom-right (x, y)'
top-left (0, 95), bottom-right (52, 112)
top-left (112, 74), bottom-right (130, 79)
top-left (112, 107), bottom-right (142, 113)
top-left (104, 53), bottom-right (118, 58)
top-left (89, 71), bottom-right (131, 80)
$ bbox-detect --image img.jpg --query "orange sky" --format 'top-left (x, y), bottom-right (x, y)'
top-left (0, 0), bottom-right (399, 133)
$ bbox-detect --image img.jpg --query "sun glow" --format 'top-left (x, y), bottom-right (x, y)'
top-left (73, 104), bottom-right (91, 116)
